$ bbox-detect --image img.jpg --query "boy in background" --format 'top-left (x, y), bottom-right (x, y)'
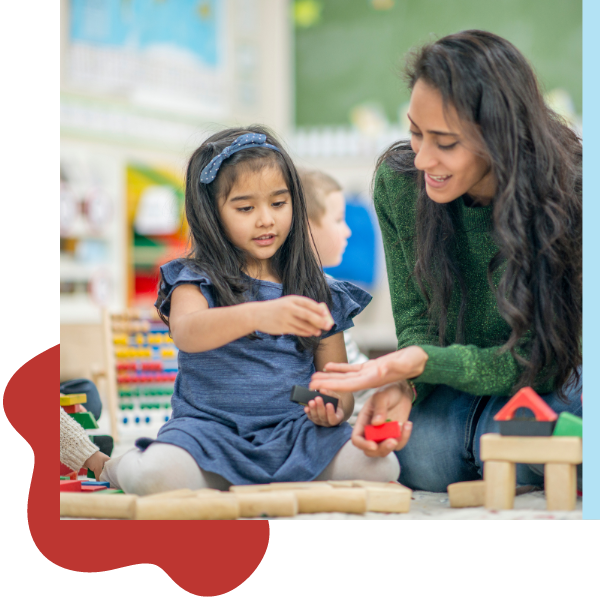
top-left (299, 169), bottom-right (373, 423)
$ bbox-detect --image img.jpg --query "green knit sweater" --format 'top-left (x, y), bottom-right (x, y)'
top-left (373, 163), bottom-right (555, 404)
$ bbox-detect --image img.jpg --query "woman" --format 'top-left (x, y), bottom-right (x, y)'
top-left (311, 30), bottom-right (582, 492)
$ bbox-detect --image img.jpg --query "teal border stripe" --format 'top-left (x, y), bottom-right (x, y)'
top-left (583, 0), bottom-right (596, 520)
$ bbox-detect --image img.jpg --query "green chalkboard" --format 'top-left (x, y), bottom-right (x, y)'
top-left (295, 0), bottom-right (582, 126)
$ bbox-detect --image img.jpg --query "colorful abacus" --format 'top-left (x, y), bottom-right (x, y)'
top-left (111, 314), bottom-right (178, 437)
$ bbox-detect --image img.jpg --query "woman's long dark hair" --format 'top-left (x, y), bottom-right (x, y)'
top-left (376, 30), bottom-right (582, 397)
top-left (156, 124), bottom-right (332, 353)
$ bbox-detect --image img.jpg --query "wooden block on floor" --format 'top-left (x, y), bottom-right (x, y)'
top-left (135, 495), bottom-right (240, 520)
top-left (447, 480), bottom-right (485, 508)
top-left (229, 482), bottom-right (332, 494)
top-left (545, 463), bottom-right (577, 511)
top-left (60, 493), bottom-right (137, 518)
top-left (480, 433), bottom-right (582, 464)
top-left (327, 480), bottom-right (402, 490)
top-left (365, 486), bottom-right (411, 513)
top-left (237, 492), bottom-right (298, 518)
top-left (294, 488), bottom-right (367, 514)
top-left (484, 460), bottom-right (516, 510)
top-left (60, 393), bottom-right (87, 406)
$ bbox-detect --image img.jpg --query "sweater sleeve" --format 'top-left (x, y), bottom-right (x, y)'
top-left (373, 165), bottom-right (554, 401)
top-left (60, 407), bottom-right (99, 472)
top-left (373, 165), bottom-right (438, 402)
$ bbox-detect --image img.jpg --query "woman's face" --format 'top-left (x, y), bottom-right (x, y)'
top-left (408, 79), bottom-right (495, 205)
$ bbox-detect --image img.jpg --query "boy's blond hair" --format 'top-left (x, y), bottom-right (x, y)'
top-left (298, 169), bottom-right (342, 225)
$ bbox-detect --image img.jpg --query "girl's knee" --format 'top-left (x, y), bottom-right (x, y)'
top-left (364, 453), bottom-right (401, 483)
top-left (117, 443), bottom-right (202, 496)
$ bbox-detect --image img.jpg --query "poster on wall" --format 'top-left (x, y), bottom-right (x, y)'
top-left (67, 0), bottom-right (227, 115)
top-left (126, 164), bottom-right (188, 307)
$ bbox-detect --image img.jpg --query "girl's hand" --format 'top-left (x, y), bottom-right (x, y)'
top-left (304, 389), bottom-right (345, 427)
top-left (352, 383), bottom-right (413, 457)
top-left (83, 450), bottom-right (111, 481)
top-left (252, 296), bottom-right (334, 337)
top-left (310, 346), bottom-right (428, 392)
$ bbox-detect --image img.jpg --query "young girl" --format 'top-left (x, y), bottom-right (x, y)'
top-left (101, 126), bottom-right (400, 495)
top-left (311, 30), bottom-right (582, 493)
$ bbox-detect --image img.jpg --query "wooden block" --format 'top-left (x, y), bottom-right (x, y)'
top-left (480, 433), bottom-right (582, 464)
top-left (135, 495), bottom-right (240, 520)
top-left (545, 463), bottom-right (577, 511)
top-left (60, 393), bottom-right (87, 407)
top-left (60, 493), bottom-right (137, 518)
top-left (60, 480), bottom-right (82, 492)
top-left (229, 482), bottom-right (332, 494)
top-left (552, 412), bottom-right (582, 438)
top-left (237, 492), bottom-right (298, 518)
top-left (364, 421), bottom-right (401, 442)
top-left (81, 481), bottom-right (110, 488)
top-left (494, 387), bottom-right (557, 421)
top-left (365, 487), bottom-right (411, 513)
top-left (142, 489), bottom-right (198, 501)
top-left (70, 412), bottom-right (99, 430)
top-left (80, 485), bottom-right (106, 493)
top-left (447, 481), bottom-right (485, 508)
top-left (294, 488), bottom-right (367, 514)
top-left (484, 461), bottom-right (515, 510)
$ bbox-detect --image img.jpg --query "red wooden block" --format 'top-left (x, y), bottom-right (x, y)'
top-left (79, 485), bottom-right (105, 493)
top-left (60, 480), bottom-right (82, 492)
top-left (364, 421), bottom-right (401, 443)
top-left (494, 387), bottom-right (557, 422)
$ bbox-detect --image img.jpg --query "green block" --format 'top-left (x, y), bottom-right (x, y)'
top-left (553, 412), bottom-right (582, 438)
top-left (60, 476), bottom-right (70, 480)
top-left (70, 411), bottom-right (99, 429)
top-left (94, 488), bottom-right (125, 494)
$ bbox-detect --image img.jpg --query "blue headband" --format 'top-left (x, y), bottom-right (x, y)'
top-left (200, 133), bottom-right (282, 184)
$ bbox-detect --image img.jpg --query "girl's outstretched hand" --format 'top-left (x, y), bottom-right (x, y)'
top-left (304, 389), bottom-right (345, 427)
top-left (310, 346), bottom-right (428, 392)
top-left (83, 450), bottom-right (111, 481)
top-left (252, 296), bottom-right (334, 337)
top-left (351, 383), bottom-right (413, 457)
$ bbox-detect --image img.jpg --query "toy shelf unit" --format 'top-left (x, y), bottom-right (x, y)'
top-left (112, 315), bottom-right (178, 439)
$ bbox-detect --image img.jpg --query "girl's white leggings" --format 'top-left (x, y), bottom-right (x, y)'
top-left (101, 440), bottom-right (400, 496)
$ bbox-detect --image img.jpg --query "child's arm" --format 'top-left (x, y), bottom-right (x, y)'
top-left (169, 284), bottom-right (334, 353)
top-left (306, 332), bottom-right (354, 426)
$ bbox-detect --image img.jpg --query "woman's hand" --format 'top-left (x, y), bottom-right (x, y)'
top-left (352, 383), bottom-right (414, 457)
top-left (252, 296), bottom-right (334, 338)
top-left (83, 450), bottom-right (111, 481)
top-left (310, 346), bottom-right (428, 392)
top-left (304, 389), bottom-right (345, 427)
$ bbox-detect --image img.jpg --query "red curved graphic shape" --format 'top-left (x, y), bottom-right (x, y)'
top-left (3, 345), bottom-right (270, 597)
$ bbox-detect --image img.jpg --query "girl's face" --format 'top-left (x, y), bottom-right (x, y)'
top-left (408, 79), bottom-right (496, 205)
top-left (218, 164), bottom-right (293, 275)
top-left (309, 191), bottom-right (351, 268)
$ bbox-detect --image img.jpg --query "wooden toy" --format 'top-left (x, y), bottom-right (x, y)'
top-left (364, 420), bottom-right (401, 443)
top-left (480, 433), bottom-right (581, 511)
top-left (293, 488), bottom-right (367, 514)
top-left (80, 485), bottom-right (106, 493)
top-left (81, 481), bottom-right (110, 488)
top-left (135, 495), bottom-right (240, 520)
top-left (364, 486), bottom-right (411, 513)
top-left (290, 385), bottom-right (338, 411)
top-left (447, 480), bottom-right (486, 508)
top-left (494, 387), bottom-right (557, 436)
top-left (60, 493), bottom-right (137, 518)
top-left (60, 393), bottom-right (87, 407)
top-left (69, 412), bottom-right (99, 429)
top-left (553, 412), bottom-right (582, 438)
top-left (237, 492), bottom-right (298, 518)
top-left (60, 480), bottom-right (82, 492)
top-left (229, 481), bottom-right (332, 494)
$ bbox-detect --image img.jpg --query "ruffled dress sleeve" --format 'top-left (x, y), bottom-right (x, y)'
top-left (155, 260), bottom-right (216, 318)
top-left (321, 276), bottom-right (372, 339)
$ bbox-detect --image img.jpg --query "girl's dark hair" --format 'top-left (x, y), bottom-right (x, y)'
top-left (376, 30), bottom-right (582, 397)
top-left (156, 124), bottom-right (332, 353)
